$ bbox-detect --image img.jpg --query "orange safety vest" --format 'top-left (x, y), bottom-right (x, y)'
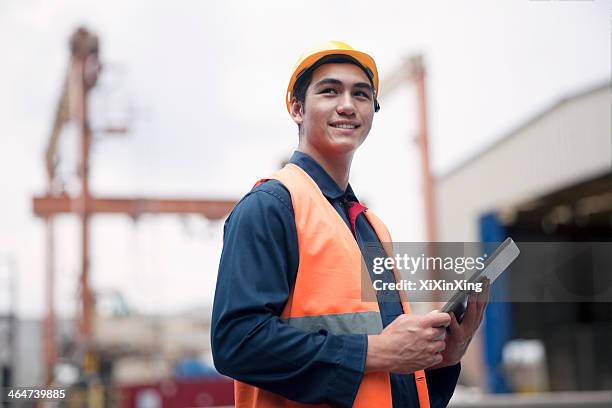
top-left (235, 163), bottom-right (430, 408)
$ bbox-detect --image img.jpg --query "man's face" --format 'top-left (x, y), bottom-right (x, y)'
top-left (291, 63), bottom-right (375, 157)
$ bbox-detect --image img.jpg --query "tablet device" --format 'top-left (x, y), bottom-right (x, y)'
top-left (440, 238), bottom-right (520, 323)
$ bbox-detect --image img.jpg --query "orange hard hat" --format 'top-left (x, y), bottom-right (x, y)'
top-left (285, 40), bottom-right (379, 113)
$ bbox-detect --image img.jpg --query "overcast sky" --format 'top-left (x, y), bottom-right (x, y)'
top-left (0, 0), bottom-right (609, 318)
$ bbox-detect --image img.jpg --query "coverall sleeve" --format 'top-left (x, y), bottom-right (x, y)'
top-left (211, 182), bottom-right (367, 408)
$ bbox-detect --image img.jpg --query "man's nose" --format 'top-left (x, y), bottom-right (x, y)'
top-left (336, 91), bottom-right (356, 115)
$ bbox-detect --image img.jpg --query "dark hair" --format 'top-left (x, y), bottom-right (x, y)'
top-left (292, 54), bottom-right (380, 116)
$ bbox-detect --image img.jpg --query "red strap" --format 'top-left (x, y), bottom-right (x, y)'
top-left (347, 201), bottom-right (368, 236)
top-left (252, 178), bottom-right (270, 189)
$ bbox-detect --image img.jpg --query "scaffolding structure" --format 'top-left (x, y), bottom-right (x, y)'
top-left (31, 27), bottom-right (236, 384)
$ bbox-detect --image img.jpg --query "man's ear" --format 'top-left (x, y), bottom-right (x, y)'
top-left (289, 99), bottom-right (304, 125)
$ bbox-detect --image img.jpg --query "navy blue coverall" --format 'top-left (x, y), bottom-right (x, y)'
top-left (212, 151), bottom-right (460, 407)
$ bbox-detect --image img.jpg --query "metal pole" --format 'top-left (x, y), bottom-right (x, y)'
top-left (411, 56), bottom-right (437, 243)
top-left (408, 56), bottom-right (441, 305)
top-left (44, 217), bottom-right (57, 384)
top-left (76, 56), bottom-right (93, 341)
top-left (69, 27), bottom-right (99, 343)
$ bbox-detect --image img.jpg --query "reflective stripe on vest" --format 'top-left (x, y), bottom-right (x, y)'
top-left (286, 311), bottom-right (384, 335)
top-left (235, 163), bottom-right (430, 408)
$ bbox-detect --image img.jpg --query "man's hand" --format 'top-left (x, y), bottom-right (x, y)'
top-left (366, 310), bottom-right (451, 374)
top-left (433, 278), bottom-right (490, 369)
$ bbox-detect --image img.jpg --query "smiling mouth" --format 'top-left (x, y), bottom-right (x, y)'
top-left (330, 124), bottom-right (360, 129)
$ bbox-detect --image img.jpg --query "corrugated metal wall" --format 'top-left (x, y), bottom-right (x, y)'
top-left (435, 84), bottom-right (611, 241)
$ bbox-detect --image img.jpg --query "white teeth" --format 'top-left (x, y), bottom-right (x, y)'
top-left (333, 124), bottom-right (356, 129)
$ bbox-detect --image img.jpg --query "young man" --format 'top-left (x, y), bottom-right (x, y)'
top-left (212, 41), bottom-right (489, 407)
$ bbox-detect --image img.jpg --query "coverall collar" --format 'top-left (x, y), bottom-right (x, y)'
top-left (289, 151), bottom-right (359, 202)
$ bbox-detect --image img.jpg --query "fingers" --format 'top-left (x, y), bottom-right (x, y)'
top-left (426, 327), bottom-right (447, 341)
top-left (454, 278), bottom-right (490, 332)
top-left (449, 311), bottom-right (460, 333)
top-left (422, 310), bottom-right (451, 329)
top-left (427, 340), bottom-right (446, 354)
top-left (461, 294), bottom-right (478, 328)
top-left (476, 278), bottom-right (490, 324)
top-left (427, 341), bottom-right (445, 367)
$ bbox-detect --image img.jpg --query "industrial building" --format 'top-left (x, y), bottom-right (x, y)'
top-left (435, 82), bottom-right (612, 395)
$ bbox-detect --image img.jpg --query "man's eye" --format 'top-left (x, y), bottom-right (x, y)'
top-left (355, 91), bottom-right (371, 99)
top-left (320, 88), bottom-right (338, 94)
